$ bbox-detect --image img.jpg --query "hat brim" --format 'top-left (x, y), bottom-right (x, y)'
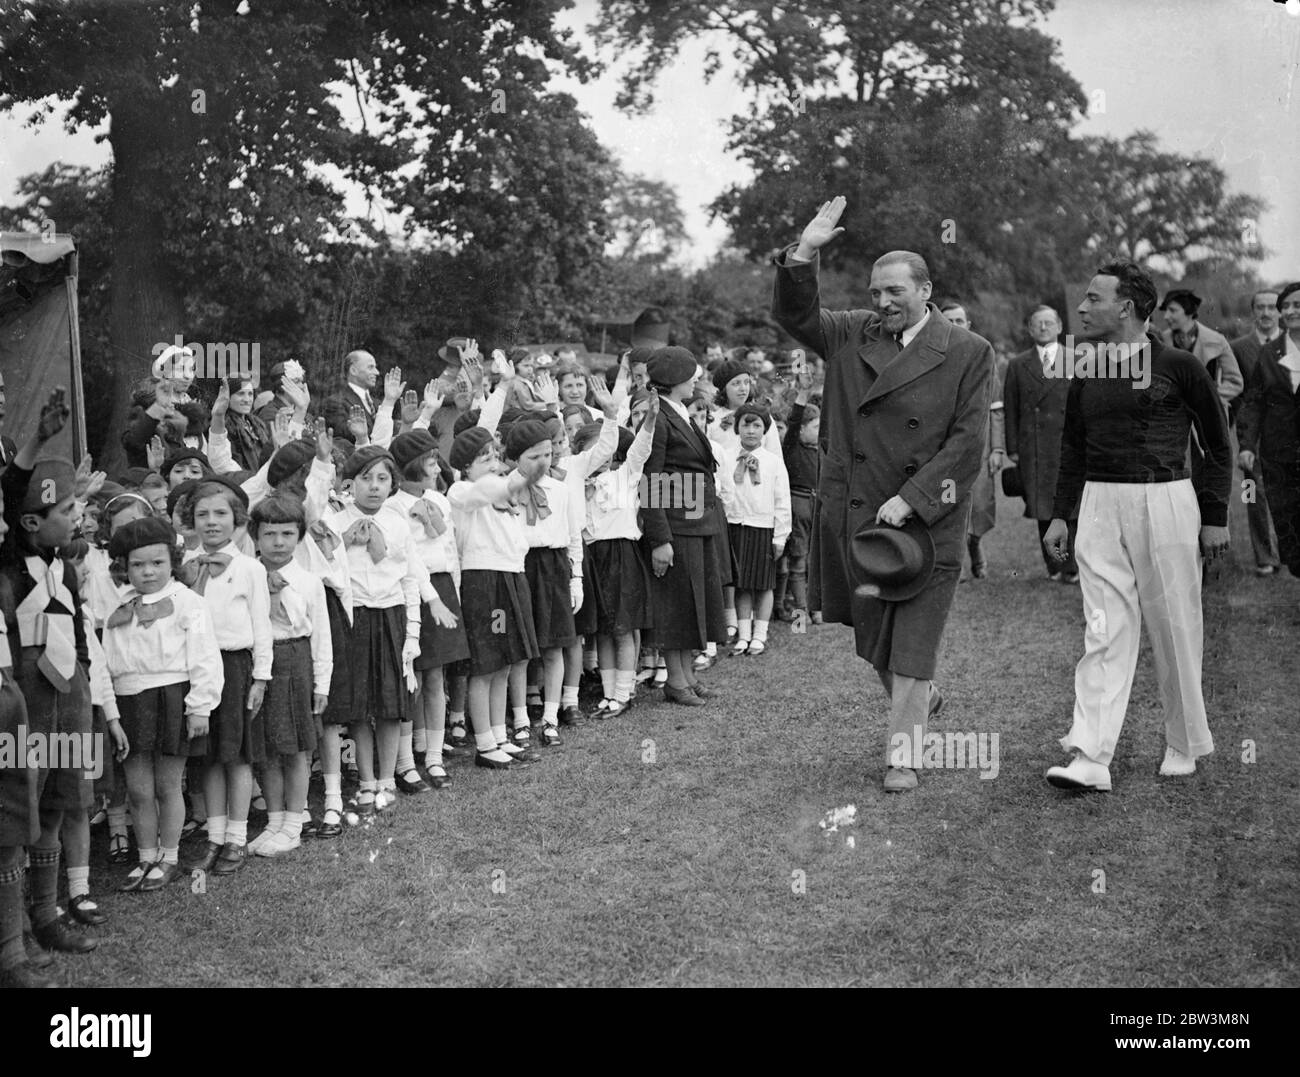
top-left (850, 516), bottom-right (937, 603)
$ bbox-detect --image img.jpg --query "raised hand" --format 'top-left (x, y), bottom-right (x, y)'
top-left (612, 355), bottom-right (631, 403)
top-left (794, 196), bottom-right (846, 260)
top-left (644, 387), bottom-right (661, 425)
top-left (536, 370), bottom-right (559, 406)
top-left (421, 381), bottom-right (445, 416)
top-left (146, 435), bottom-right (166, 472)
top-left (346, 404), bottom-right (368, 443)
top-left (589, 373), bottom-right (615, 417)
top-left (463, 338), bottom-right (481, 362)
top-left (315, 424), bottom-right (335, 463)
top-left (401, 389), bottom-right (420, 425)
top-left (383, 366), bottom-right (406, 404)
top-left (491, 351), bottom-right (515, 383)
top-left (271, 407), bottom-right (295, 448)
top-left (210, 378), bottom-right (230, 422)
top-left (37, 387), bottom-right (69, 442)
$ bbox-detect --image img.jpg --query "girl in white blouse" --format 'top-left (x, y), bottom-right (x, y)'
top-left (103, 517), bottom-right (223, 893)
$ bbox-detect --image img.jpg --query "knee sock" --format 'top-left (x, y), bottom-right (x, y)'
top-left (600, 668), bottom-right (616, 699)
top-left (67, 865), bottom-right (90, 900)
top-left (26, 847), bottom-right (60, 928)
top-left (207, 815), bottom-right (228, 847)
top-left (323, 774), bottom-right (343, 815)
top-left (0, 855), bottom-right (25, 970)
top-left (753, 619), bottom-right (770, 643)
top-left (560, 685), bottom-right (579, 707)
top-left (225, 820), bottom-right (247, 848)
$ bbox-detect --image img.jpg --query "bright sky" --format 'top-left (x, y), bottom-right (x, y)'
top-left (2, 0), bottom-right (1296, 279)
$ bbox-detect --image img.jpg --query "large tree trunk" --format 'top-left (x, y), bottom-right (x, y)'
top-left (97, 96), bottom-right (185, 476)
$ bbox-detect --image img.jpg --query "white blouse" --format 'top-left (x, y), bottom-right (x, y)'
top-left (182, 541), bottom-right (274, 680)
top-left (266, 558), bottom-right (333, 696)
top-left (448, 475), bottom-right (530, 574)
top-left (388, 487), bottom-right (460, 584)
top-left (719, 443), bottom-right (792, 549)
top-left (324, 503), bottom-right (427, 627)
top-left (584, 422), bottom-right (653, 544)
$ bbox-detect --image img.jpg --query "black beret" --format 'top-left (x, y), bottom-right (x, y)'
top-left (645, 346), bottom-right (698, 390)
top-left (267, 439), bottom-right (316, 488)
top-left (341, 445), bottom-right (395, 482)
top-left (161, 448), bottom-right (211, 481)
top-left (504, 419), bottom-right (552, 461)
top-left (733, 402), bottom-right (772, 432)
top-left (449, 427), bottom-right (494, 472)
top-left (166, 478), bottom-right (200, 520)
top-left (712, 360), bottom-right (749, 392)
top-left (108, 517), bottom-right (178, 561)
top-left (390, 429), bottom-right (440, 472)
top-left (191, 475), bottom-right (251, 509)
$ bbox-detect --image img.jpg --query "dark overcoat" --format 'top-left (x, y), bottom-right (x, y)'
top-left (772, 249), bottom-right (991, 678)
top-left (1237, 333), bottom-right (1300, 574)
top-left (1002, 347), bottom-right (1076, 521)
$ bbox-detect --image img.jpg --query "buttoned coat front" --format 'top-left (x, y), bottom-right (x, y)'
top-left (1002, 347), bottom-right (1075, 521)
top-left (772, 250), bottom-right (991, 678)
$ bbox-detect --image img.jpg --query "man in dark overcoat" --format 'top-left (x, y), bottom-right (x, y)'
top-left (1003, 305), bottom-right (1078, 581)
top-left (772, 196), bottom-right (992, 792)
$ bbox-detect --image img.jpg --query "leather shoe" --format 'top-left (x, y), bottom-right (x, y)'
top-left (663, 684), bottom-right (705, 707)
top-left (23, 933), bottom-right (54, 968)
top-left (31, 917), bottom-right (98, 954)
top-left (0, 961), bottom-right (56, 989)
top-left (67, 894), bottom-right (108, 926)
top-left (558, 705), bottom-right (583, 726)
top-left (185, 841), bottom-right (223, 873)
top-left (396, 769), bottom-right (429, 795)
top-left (883, 767), bottom-right (919, 793)
top-left (1045, 753), bottom-right (1112, 791)
top-left (317, 810), bottom-right (343, 839)
top-left (140, 861), bottom-right (181, 892)
top-left (598, 698), bottom-right (630, 719)
top-left (474, 751), bottom-right (512, 770)
top-left (689, 682), bottom-right (713, 700)
top-left (211, 842), bottom-right (248, 876)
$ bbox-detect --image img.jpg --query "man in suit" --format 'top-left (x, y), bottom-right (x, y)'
top-left (1043, 262), bottom-right (1231, 792)
top-left (1003, 305), bottom-right (1078, 581)
top-left (1238, 282), bottom-right (1300, 578)
top-left (0, 371), bottom-right (15, 469)
top-left (1230, 289), bottom-right (1282, 575)
top-left (320, 350), bottom-right (382, 442)
top-left (772, 196), bottom-right (992, 793)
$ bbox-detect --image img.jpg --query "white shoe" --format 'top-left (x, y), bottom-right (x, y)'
top-left (1045, 752), bottom-right (1112, 791)
top-left (1158, 745), bottom-right (1196, 777)
top-left (256, 831), bottom-right (301, 857)
top-left (248, 827), bottom-right (279, 854)
top-left (374, 789), bottom-right (397, 811)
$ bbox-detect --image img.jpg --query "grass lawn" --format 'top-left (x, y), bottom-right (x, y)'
top-left (64, 488), bottom-right (1299, 987)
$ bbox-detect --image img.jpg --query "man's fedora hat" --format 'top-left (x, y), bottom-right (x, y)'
top-left (850, 515), bottom-right (936, 602)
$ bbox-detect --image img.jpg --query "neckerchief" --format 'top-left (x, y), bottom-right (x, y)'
top-left (106, 595), bottom-right (175, 629)
top-left (179, 551), bottom-right (233, 595)
top-left (343, 517), bottom-right (387, 563)
top-left (518, 484), bottom-right (551, 527)
top-left (265, 566), bottom-right (290, 620)
top-left (17, 555), bottom-right (78, 691)
top-left (549, 464), bottom-right (567, 481)
top-left (308, 519), bottom-right (341, 558)
top-left (407, 498), bottom-right (447, 539)
top-left (734, 450), bottom-right (762, 485)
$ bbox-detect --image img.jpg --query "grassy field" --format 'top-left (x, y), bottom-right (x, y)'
top-left (59, 488), bottom-right (1299, 987)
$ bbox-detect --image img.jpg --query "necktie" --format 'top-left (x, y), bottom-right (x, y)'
top-left (734, 452), bottom-right (762, 485)
top-left (343, 517), bottom-right (387, 564)
top-left (519, 484), bottom-right (552, 527)
top-left (894, 333), bottom-right (904, 352)
top-left (408, 499), bottom-right (447, 539)
top-left (180, 552), bottom-right (233, 595)
top-left (106, 595), bottom-right (175, 629)
top-left (266, 568), bottom-right (289, 619)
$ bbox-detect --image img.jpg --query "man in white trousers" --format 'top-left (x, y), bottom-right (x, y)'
top-left (1043, 261), bottom-right (1231, 791)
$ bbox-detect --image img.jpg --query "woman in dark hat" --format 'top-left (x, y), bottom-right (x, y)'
top-left (641, 347), bottom-right (725, 706)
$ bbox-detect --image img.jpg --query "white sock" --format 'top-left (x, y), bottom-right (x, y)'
top-left (207, 815), bottom-right (228, 846)
top-left (738, 619), bottom-right (753, 642)
top-left (139, 846), bottom-right (159, 865)
top-left (428, 730), bottom-right (445, 768)
top-left (68, 866), bottom-right (90, 900)
top-left (266, 811), bottom-right (285, 836)
top-left (542, 701), bottom-right (559, 725)
top-left (412, 726), bottom-right (427, 753)
top-left (396, 729), bottom-right (415, 773)
top-left (323, 774), bottom-right (343, 814)
top-left (705, 642), bottom-right (717, 657)
top-left (226, 820), bottom-right (248, 847)
top-left (753, 619), bottom-right (770, 643)
top-left (725, 609), bottom-right (738, 629)
top-left (511, 707), bottom-right (529, 732)
top-left (614, 671), bottom-right (635, 704)
top-left (280, 815), bottom-right (303, 842)
top-left (600, 668), bottom-right (616, 698)
top-left (561, 685), bottom-right (579, 707)
top-left (491, 723), bottom-right (509, 748)
top-left (160, 846), bottom-right (179, 865)
top-left (475, 731), bottom-right (499, 754)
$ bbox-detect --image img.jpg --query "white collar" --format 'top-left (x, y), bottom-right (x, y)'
top-left (663, 396), bottom-right (691, 422)
top-left (1038, 341), bottom-right (1059, 360)
top-left (349, 383), bottom-right (373, 404)
top-left (899, 308), bottom-right (930, 350)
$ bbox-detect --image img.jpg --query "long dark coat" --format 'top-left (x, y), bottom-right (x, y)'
top-left (772, 250), bottom-right (991, 678)
top-left (1002, 347), bottom-right (1076, 521)
top-left (1237, 333), bottom-right (1300, 574)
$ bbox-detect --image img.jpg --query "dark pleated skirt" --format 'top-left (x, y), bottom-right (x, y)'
top-left (712, 503), bottom-right (734, 588)
top-left (209, 648), bottom-right (265, 765)
top-left (118, 680), bottom-right (207, 759)
top-left (415, 572), bottom-right (471, 670)
top-left (263, 637), bottom-right (318, 756)
top-left (650, 533), bottom-right (726, 650)
top-left (319, 585), bottom-right (353, 728)
top-left (729, 523), bottom-right (776, 591)
top-left (347, 605), bottom-right (407, 723)
top-left (525, 546), bottom-right (578, 650)
top-left (0, 671), bottom-right (38, 846)
top-left (585, 537), bottom-right (653, 637)
top-left (460, 569), bottom-right (540, 677)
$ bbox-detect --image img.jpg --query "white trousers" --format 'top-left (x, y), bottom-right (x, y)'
top-left (1062, 480), bottom-right (1214, 766)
